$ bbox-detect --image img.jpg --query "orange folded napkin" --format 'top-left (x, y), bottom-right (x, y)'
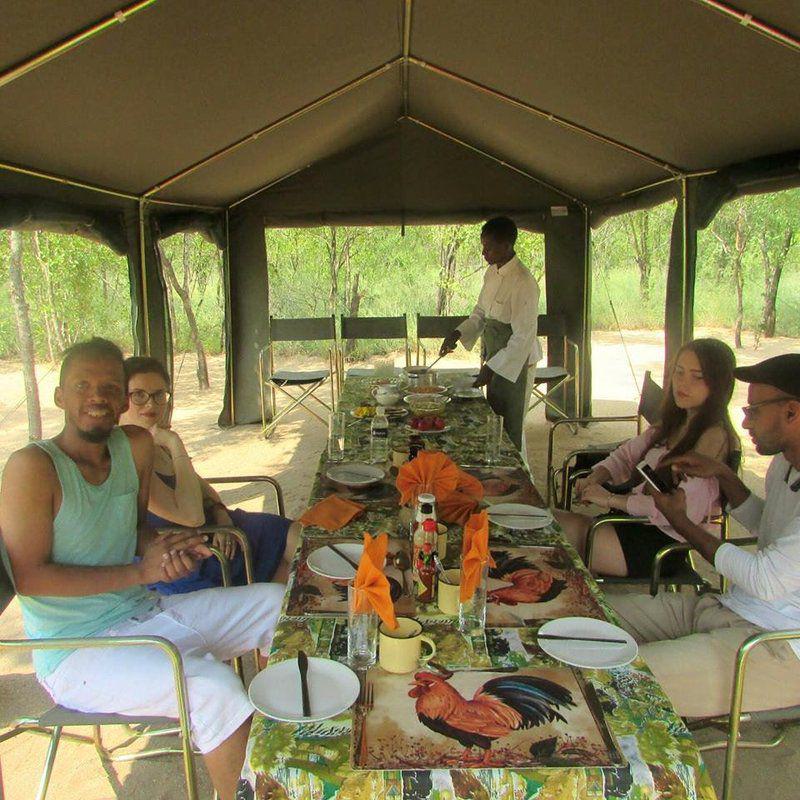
top-left (438, 490), bottom-right (482, 526)
top-left (298, 495), bottom-right (365, 531)
top-left (396, 450), bottom-right (460, 506)
top-left (455, 469), bottom-right (484, 500)
top-left (353, 533), bottom-right (397, 630)
top-left (460, 510), bottom-right (496, 602)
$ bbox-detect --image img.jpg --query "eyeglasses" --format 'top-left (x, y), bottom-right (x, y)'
top-left (129, 389), bottom-right (171, 406)
top-left (741, 396), bottom-right (798, 418)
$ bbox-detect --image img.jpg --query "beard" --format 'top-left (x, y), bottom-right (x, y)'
top-left (76, 426), bottom-right (113, 443)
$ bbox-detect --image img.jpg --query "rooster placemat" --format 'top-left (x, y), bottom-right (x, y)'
top-left (353, 664), bottom-right (624, 770)
top-left (484, 545), bottom-right (605, 626)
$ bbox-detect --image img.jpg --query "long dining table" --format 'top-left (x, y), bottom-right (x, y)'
top-left (238, 370), bottom-right (718, 800)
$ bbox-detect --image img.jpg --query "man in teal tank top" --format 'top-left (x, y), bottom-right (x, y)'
top-left (0, 338), bottom-right (286, 800)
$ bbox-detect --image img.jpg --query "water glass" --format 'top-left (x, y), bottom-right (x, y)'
top-left (458, 564), bottom-right (488, 635)
top-left (328, 411), bottom-right (347, 462)
top-left (347, 584), bottom-right (378, 669)
top-left (485, 411), bottom-right (504, 464)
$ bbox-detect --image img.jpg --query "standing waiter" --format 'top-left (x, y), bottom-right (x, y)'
top-left (439, 216), bottom-right (541, 451)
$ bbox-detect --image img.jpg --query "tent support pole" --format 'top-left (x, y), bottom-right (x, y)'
top-left (402, 0), bottom-right (413, 114)
top-left (581, 206), bottom-right (592, 416)
top-left (224, 208), bottom-right (235, 425)
top-left (138, 199), bottom-right (151, 355)
top-left (407, 57), bottom-right (683, 176)
top-left (143, 58), bottom-right (403, 200)
top-left (407, 116), bottom-right (586, 207)
top-left (0, 0), bottom-right (158, 90)
top-left (680, 177), bottom-right (692, 344)
top-left (692, 0), bottom-right (800, 52)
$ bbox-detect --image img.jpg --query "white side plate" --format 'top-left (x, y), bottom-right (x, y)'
top-left (537, 617), bottom-right (638, 669)
top-left (249, 657), bottom-right (360, 722)
top-left (306, 542), bottom-right (363, 580)
top-left (488, 503), bottom-right (553, 530)
top-left (325, 462), bottom-right (385, 487)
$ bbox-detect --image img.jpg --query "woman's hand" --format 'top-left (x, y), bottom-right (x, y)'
top-left (210, 506), bottom-right (238, 559)
top-left (579, 483), bottom-right (613, 510)
top-left (151, 425), bottom-right (185, 455)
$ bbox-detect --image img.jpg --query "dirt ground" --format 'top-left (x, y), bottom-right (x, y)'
top-left (1, 328), bottom-right (799, 798)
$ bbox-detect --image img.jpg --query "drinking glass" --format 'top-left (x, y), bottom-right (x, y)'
top-left (458, 563), bottom-right (488, 635)
top-left (328, 411), bottom-right (347, 462)
top-left (347, 584), bottom-right (378, 669)
top-left (485, 411), bottom-right (504, 464)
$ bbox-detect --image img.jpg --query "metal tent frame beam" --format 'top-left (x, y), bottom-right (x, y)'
top-left (0, 0), bottom-right (159, 90)
top-left (693, 0), bottom-right (800, 53)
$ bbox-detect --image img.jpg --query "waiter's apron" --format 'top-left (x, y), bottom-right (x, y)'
top-left (482, 319), bottom-right (530, 451)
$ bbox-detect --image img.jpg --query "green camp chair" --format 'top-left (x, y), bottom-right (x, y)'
top-left (415, 313), bottom-right (469, 366)
top-left (339, 314), bottom-right (411, 373)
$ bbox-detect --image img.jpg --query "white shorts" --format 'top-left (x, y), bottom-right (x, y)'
top-left (42, 583), bottom-right (285, 754)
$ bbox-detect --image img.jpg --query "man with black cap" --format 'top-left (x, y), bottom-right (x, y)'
top-left (607, 353), bottom-right (800, 718)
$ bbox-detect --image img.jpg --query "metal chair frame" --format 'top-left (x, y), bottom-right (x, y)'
top-left (338, 314), bottom-right (411, 375)
top-left (689, 624), bottom-right (800, 800)
top-left (546, 370), bottom-right (664, 507)
top-left (259, 316), bottom-right (338, 438)
top-left (415, 313), bottom-right (469, 366)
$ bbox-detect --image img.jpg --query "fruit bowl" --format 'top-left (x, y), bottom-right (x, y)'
top-left (409, 415), bottom-right (447, 432)
top-left (406, 394), bottom-right (448, 419)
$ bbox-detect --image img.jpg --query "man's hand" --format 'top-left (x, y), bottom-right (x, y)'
top-left (210, 506), bottom-right (239, 560)
top-left (439, 330), bottom-right (461, 357)
top-left (651, 487), bottom-right (688, 525)
top-left (664, 451), bottom-right (725, 481)
top-left (473, 363), bottom-right (494, 388)
top-left (138, 530), bottom-right (211, 584)
top-left (579, 483), bottom-right (613, 509)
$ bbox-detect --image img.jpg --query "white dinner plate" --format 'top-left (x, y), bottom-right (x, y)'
top-left (249, 657), bottom-right (360, 722)
top-left (325, 462), bottom-right (385, 487)
top-left (306, 542), bottom-right (364, 580)
top-left (537, 617), bottom-right (638, 669)
top-left (488, 503), bottom-right (553, 530)
top-left (453, 387), bottom-right (483, 399)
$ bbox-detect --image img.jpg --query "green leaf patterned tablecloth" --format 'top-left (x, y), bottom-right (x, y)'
top-left (238, 374), bottom-right (718, 800)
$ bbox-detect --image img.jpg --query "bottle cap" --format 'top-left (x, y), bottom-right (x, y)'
top-left (417, 493), bottom-right (436, 504)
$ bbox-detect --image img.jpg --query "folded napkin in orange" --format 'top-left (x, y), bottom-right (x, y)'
top-left (396, 450), bottom-right (460, 506)
top-left (438, 490), bottom-right (481, 525)
top-left (353, 532), bottom-right (397, 629)
top-left (460, 510), bottom-right (496, 602)
top-left (298, 495), bottom-right (365, 531)
top-left (455, 469), bottom-right (484, 500)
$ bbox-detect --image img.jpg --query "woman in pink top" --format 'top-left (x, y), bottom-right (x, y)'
top-left (556, 338), bottom-right (738, 578)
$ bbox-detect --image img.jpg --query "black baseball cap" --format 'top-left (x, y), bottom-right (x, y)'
top-left (734, 354), bottom-right (800, 397)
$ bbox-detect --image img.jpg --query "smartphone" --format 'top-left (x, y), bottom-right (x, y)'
top-left (636, 462), bottom-right (675, 494)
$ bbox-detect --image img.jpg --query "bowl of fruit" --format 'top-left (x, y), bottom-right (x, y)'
top-left (406, 394), bottom-right (448, 433)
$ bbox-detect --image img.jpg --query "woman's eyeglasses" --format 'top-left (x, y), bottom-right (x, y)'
top-left (129, 389), bottom-right (171, 406)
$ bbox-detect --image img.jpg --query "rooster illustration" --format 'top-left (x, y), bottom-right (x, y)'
top-left (487, 551), bottom-right (566, 606)
top-left (408, 667), bottom-right (575, 766)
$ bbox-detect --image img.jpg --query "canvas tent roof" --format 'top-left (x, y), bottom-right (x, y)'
top-left (2, 1), bottom-right (799, 425)
top-left (2, 0), bottom-right (799, 214)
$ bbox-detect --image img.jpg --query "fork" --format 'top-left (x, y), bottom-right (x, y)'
top-left (359, 680), bottom-right (374, 711)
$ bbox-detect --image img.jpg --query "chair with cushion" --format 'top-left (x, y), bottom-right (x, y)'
top-left (259, 316), bottom-right (338, 438)
top-left (339, 314), bottom-right (411, 373)
top-left (415, 313), bottom-right (469, 366)
top-left (528, 314), bottom-right (580, 428)
top-left (546, 370), bottom-right (664, 507)
top-left (584, 450), bottom-right (742, 596)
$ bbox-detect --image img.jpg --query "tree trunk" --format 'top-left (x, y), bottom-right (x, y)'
top-left (159, 239), bottom-right (210, 389)
top-left (732, 210), bottom-right (748, 349)
top-left (758, 228), bottom-right (792, 339)
top-left (7, 231), bottom-right (42, 439)
top-left (623, 213), bottom-right (651, 301)
top-left (436, 230), bottom-right (459, 315)
top-left (31, 232), bottom-right (67, 352)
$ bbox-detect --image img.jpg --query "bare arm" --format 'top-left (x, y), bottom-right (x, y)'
top-left (665, 451), bottom-right (750, 510)
top-left (147, 427), bottom-right (205, 527)
top-left (650, 489), bottom-right (723, 565)
top-left (0, 436), bottom-right (208, 598)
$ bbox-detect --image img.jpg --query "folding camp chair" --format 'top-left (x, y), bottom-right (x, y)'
top-left (415, 313), bottom-right (469, 365)
top-left (584, 450), bottom-right (741, 595)
top-left (0, 542), bottom-right (211, 800)
top-left (546, 370), bottom-right (664, 507)
top-left (339, 314), bottom-right (411, 373)
top-left (528, 314), bottom-right (580, 427)
top-left (259, 316), bottom-right (338, 438)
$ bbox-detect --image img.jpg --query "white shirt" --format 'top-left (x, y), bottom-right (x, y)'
top-left (716, 453), bottom-right (800, 658)
top-left (456, 255), bottom-right (542, 383)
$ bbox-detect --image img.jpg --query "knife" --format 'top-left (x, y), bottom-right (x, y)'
top-left (537, 634), bottom-right (627, 645)
top-left (327, 543), bottom-right (360, 571)
top-left (297, 650), bottom-right (311, 717)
